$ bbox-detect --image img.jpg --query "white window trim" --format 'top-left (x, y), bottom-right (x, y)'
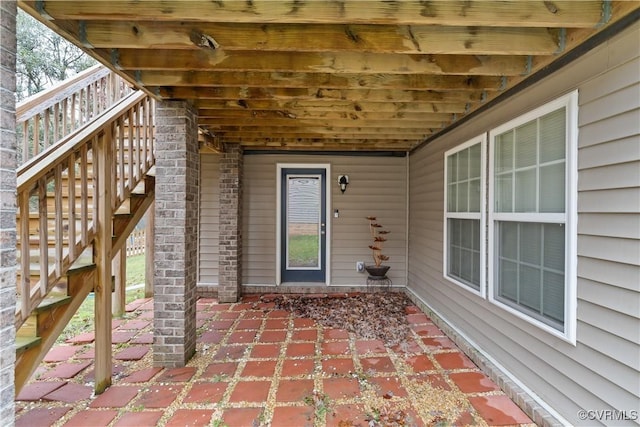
top-left (443, 135), bottom-right (487, 298)
top-left (487, 91), bottom-right (578, 344)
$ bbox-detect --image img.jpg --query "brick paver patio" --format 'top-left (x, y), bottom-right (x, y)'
top-left (15, 294), bottom-right (535, 426)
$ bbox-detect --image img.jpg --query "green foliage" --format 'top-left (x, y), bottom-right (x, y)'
top-left (16, 9), bottom-right (95, 100)
top-left (288, 234), bottom-right (319, 267)
top-left (125, 255), bottom-right (146, 288)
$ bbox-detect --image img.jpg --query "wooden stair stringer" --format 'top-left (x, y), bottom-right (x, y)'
top-left (15, 264), bottom-right (97, 396)
top-left (112, 177), bottom-right (155, 255)
top-left (15, 234), bottom-right (96, 330)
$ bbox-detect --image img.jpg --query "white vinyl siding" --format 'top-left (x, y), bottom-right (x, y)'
top-left (443, 136), bottom-right (485, 295)
top-left (488, 92), bottom-right (578, 342)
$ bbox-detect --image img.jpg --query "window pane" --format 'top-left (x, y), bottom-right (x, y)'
top-left (448, 183), bottom-right (457, 211)
top-left (469, 143), bottom-right (481, 179)
top-left (457, 181), bottom-right (468, 212)
top-left (461, 248), bottom-right (473, 282)
top-left (472, 250), bottom-right (481, 285)
top-left (515, 121), bottom-right (537, 168)
top-left (519, 265), bottom-right (541, 311)
top-left (495, 131), bottom-right (513, 173)
top-left (287, 177), bottom-right (320, 268)
top-left (458, 148), bottom-right (469, 180)
top-left (469, 178), bottom-right (481, 212)
top-left (450, 244), bottom-right (461, 277)
top-left (500, 221), bottom-right (518, 257)
top-left (543, 224), bottom-right (565, 271)
top-left (496, 221), bottom-right (565, 330)
top-left (461, 219), bottom-right (473, 248)
top-left (515, 169), bottom-right (536, 212)
top-left (499, 259), bottom-right (518, 301)
top-left (540, 162), bottom-right (565, 212)
top-left (447, 155), bottom-right (456, 182)
top-left (496, 173), bottom-right (513, 212)
top-left (519, 222), bottom-right (541, 265)
top-left (448, 218), bottom-right (481, 290)
top-left (540, 108), bottom-right (566, 163)
top-left (543, 271), bottom-right (565, 322)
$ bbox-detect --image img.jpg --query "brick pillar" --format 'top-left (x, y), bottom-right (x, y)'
top-left (0, 1), bottom-right (16, 422)
top-left (218, 143), bottom-right (243, 303)
top-left (153, 101), bottom-right (199, 367)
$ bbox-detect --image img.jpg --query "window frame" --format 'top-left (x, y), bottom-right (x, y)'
top-left (487, 91), bottom-right (578, 344)
top-left (443, 135), bottom-right (487, 298)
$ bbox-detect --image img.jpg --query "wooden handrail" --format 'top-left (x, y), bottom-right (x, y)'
top-left (15, 89), bottom-right (155, 329)
top-left (16, 65), bottom-right (133, 165)
top-left (18, 91), bottom-right (147, 187)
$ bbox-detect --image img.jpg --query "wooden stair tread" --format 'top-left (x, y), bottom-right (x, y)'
top-left (15, 336), bottom-right (41, 353)
top-left (15, 295), bottom-right (73, 315)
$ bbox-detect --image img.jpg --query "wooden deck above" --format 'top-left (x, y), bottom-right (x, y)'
top-left (19, 0), bottom-right (640, 151)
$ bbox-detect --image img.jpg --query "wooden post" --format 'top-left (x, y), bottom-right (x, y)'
top-left (94, 128), bottom-right (113, 395)
top-left (112, 248), bottom-right (126, 317)
top-left (144, 201), bottom-right (154, 298)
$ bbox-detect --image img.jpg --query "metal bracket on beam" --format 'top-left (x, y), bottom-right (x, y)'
top-left (523, 56), bottom-right (533, 76)
top-left (78, 21), bottom-right (93, 48)
top-left (499, 76), bottom-right (508, 91)
top-left (35, 0), bottom-right (53, 20)
top-left (598, 0), bottom-right (612, 27)
top-left (110, 49), bottom-right (121, 70)
top-left (555, 28), bottom-right (567, 54)
top-left (198, 129), bottom-right (225, 153)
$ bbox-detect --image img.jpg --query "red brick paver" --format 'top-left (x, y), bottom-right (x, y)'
top-left (89, 385), bottom-right (140, 408)
top-left (15, 407), bottom-right (71, 427)
top-left (16, 294), bottom-right (534, 427)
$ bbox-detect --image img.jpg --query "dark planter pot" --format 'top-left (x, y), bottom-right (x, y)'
top-left (365, 265), bottom-right (390, 280)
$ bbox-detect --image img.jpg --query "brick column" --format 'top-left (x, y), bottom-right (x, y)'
top-left (153, 101), bottom-right (199, 367)
top-left (218, 143), bottom-right (243, 303)
top-left (0, 1), bottom-right (16, 422)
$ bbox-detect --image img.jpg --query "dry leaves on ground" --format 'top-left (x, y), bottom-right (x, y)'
top-left (270, 292), bottom-right (412, 346)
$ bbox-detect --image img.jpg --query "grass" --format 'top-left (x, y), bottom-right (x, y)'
top-left (288, 234), bottom-right (319, 267)
top-left (56, 254), bottom-right (147, 343)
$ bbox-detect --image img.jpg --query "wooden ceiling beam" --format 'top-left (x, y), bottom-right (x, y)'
top-left (30, 1), bottom-right (603, 27)
top-left (235, 140), bottom-right (419, 151)
top-left (198, 109), bottom-right (454, 122)
top-left (61, 20), bottom-right (560, 55)
top-left (213, 131), bottom-right (430, 140)
top-left (162, 87), bottom-right (485, 103)
top-left (109, 49), bottom-right (530, 76)
top-left (196, 99), bottom-right (471, 116)
top-left (136, 71), bottom-right (504, 91)
top-left (198, 118), bottom-right (450, 134)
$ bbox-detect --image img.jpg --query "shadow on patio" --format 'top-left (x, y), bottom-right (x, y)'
top-left (15, 294), bottom-right (534, 427)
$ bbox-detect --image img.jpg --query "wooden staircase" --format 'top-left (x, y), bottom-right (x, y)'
top-left (14, 67), bottom-right (155, 396)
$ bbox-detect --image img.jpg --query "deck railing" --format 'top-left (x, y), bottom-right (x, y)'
top-left (16, 90), bottom-right (155, 328)
top-left (126, 229), bottom-right (146, 257)
top-left (16, 64), bottom-right (132, 165)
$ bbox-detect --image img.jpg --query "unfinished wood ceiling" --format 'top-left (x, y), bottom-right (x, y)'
top-left (19, 1), bottom-right (640, 152)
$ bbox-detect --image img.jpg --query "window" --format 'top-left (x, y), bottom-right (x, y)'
top-left (444, 136), bottom-right (486, 296)
top-left (488, 91), bottom-right (577, 343)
